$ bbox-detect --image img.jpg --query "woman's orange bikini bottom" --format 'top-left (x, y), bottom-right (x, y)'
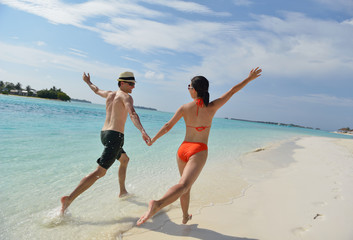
top-left (177, 141), bottom-right (208, 163)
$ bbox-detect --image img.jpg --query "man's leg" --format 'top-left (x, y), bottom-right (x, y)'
top-left (61, 165), bottom-right (107, 214)
top-left (118, 153), bottom-right (129, 197)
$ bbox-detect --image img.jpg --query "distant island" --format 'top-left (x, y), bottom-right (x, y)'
top-left (1, 80), bottom-right (159, 110)
top-left (1, 80), bottom-right (71, 102)
top-left (71, 98), bottom-right (92, 103)
top-left (336, 127), bottom-right (353, 135)
top-left (135, 105), bottom-right (157, 111)
top-left (225, 117), bottom-right (320, 130)
top-left (70, 99), bottom-right (157, 111)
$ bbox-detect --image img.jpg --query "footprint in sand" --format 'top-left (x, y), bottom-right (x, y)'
top-left (332, 187), bottom-right (342, 193)
top-left (254, 148), bottom-right (265, 152)
top-left (334, 195), bottom-right (344, 200)
top-left (313, 201), bottom-right (328, 207)
top-left (313, 213), bottom-right (325, 221)
top-left (334, 181), bottom-right (342, 186)
top-left (292, 225), bottom-right (312, 236)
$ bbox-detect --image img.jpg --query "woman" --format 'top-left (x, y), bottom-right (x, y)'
top-left (137, 67), bottom-right (262, 226)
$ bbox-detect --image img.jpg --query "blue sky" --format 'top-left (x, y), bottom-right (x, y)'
top-left (0, 0), bottom-right (352, 131)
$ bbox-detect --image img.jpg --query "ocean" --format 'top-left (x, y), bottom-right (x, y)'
top-left (1, 94), bottom-right (351, 240)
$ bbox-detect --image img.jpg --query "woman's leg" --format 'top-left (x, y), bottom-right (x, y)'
top-left (180, 188), bottom-right (192, 224)
top-left (178, 157), bottom-right (192, 224)
top-left (137, 150), bottom-right (207, 225)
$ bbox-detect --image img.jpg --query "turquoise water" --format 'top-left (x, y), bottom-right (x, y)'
top-left (1, 95), bottom-right (351, 239)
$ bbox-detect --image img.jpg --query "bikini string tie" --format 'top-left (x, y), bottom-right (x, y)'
top-left (195, 98), bottom-right (204, 116)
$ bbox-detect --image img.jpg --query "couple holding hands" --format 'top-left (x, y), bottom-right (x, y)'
top-left (61, 67), bottom-right (262, 226)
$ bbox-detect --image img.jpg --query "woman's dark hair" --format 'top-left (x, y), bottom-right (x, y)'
top-left (191, 76), bottom-right (209, 106)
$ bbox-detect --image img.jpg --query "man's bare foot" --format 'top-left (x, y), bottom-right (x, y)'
top-left (182, 214), bottom-right (192, 224)
top-left (119, 190), bottom-right (129, 198)
top-left (60, 196), bottom-right (71, 215)
top-left (136, 200), bottom-right (159, 226)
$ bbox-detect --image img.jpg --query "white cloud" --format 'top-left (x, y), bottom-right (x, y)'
top-left (68, 48), bottom-right (88, 58)
top-left (97, 17), bottom-right (235, 53)
top-left (0, 41), bottom-right (129, 81)
top-left (288, 94), bottom-right (353, 107)
top-left (2, 0), bottom-right (353, 90)
top-left (313, 0), bottom-right (353, 13)
top-left (5, 0), bottom-right (352, 78)
top-left (92, 11), bottom-right (353, 86)
top-left (142, 0), bottom-right (230, 16)
top-left (0, 0), bottom-right (231, 53)
top-left (144, 70), bottom-right (164, 80)
top-left (36, 41), bottom-right (46, 46)
top-left (177, 12), bottom-right (353, 85)
top-left (343, 18), bottom-right (353, 25)
top-left (260, 93), bottom-right (353, 109)
top-left (0, 0), bottom-right (85, 25)
top-left (233, 0), bottom-right (253, 6)
top-left (0, 0), bottom-right (164, 26)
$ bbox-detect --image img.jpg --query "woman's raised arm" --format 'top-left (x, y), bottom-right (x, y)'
top-left (209, 67), bottom-right (262, 111)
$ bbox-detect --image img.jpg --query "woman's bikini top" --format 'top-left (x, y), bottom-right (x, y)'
top-left (186, 98), bottom-right (210, 132)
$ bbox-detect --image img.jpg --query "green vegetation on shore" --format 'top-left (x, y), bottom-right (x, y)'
top-left (0, 80), bottom-right (71, 102)
top-left (37, 87), bottom-right (70, 101)
top-left (338, 127), bottom-right (353, 134)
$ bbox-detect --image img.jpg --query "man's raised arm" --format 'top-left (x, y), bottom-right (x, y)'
top-left (83, 72), bottom-right (110, 98)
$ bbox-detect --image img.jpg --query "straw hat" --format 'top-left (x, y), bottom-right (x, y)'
top-left (117, 71), bottom-right (136, 82)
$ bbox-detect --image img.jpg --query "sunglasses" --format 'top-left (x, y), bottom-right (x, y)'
top-left (123, 82), bottom-right (135, 86)
top-left (188, 84), bottom-right (193, 89)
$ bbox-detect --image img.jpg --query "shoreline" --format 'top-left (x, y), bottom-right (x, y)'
top-left (332, 131), bottom-right (353, 136)
top-left (3, 95), bottom-right (353, 240)
top-left (0, 93), bottom-right (158, 111)
top-left (123, 136), bottom-right (353, 240)
top-left (0, 93), bottom-right (66, 102)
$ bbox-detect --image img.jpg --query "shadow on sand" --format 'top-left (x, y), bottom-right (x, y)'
top-left (128, 211), bottom-right (258, 240)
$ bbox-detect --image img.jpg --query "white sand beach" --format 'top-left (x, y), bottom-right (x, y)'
top-left (123, 136), bottom-right (353, 240)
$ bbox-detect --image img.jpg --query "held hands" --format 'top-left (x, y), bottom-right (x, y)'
top-left (248, 67), bottom-right (262, 81)
top-left (149, 137), bottom-right (157, 146)
top-left (142, 132), bottom-right (152, 146)
top-left (142, 132), bottom-right (157, 147)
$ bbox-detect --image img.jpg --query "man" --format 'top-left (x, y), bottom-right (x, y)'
top-left (61, 71), bottom-right (151, 215)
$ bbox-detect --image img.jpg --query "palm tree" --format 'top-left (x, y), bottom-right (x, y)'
top-left (26, 85), bottom-right (34, 96)
top-left (15, 82), bottom-right (22, 90)
top-left (6, 82), bottom-right (15, 90)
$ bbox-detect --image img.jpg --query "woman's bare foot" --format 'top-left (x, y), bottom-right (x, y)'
top-left (136, 200), bottom-right (160, 226)
top-left (182, 214), bottom-right (192, 224)
top-left (60, 196), bottom-right (71, 215)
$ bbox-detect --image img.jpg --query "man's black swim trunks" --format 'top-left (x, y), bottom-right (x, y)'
top-left (97, 130), bottom-right (126, 169)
